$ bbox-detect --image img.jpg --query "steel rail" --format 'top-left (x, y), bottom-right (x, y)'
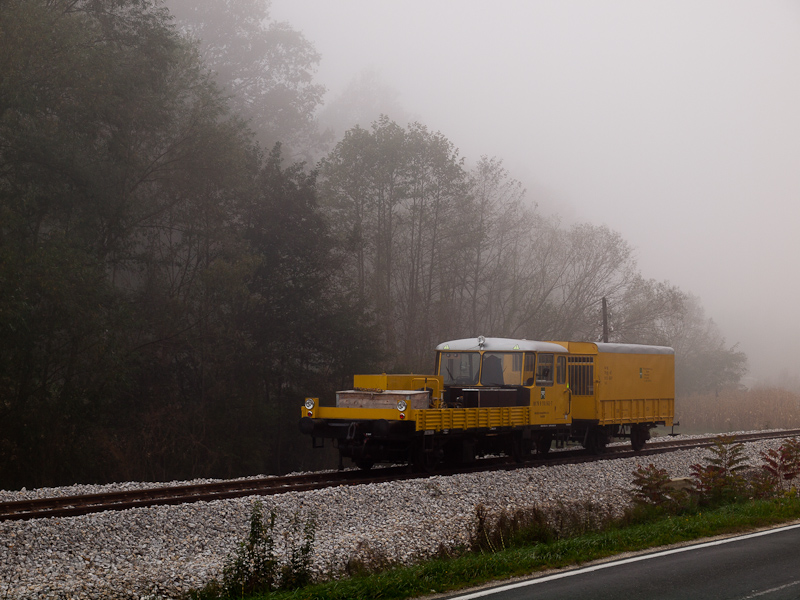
top-left (2, 429), bottom-right (799, 522)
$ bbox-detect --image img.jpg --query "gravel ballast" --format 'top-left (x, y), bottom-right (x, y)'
top-left (0, 431), bottom-right (795, 599)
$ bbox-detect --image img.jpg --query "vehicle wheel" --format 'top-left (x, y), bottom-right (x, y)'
top-left (630, 424), bottom-right (649, 452)
top-left (585, 428), bottom-right (607, 454)
top-left (354, 459), bottom-right (374, 471)
top-left (535, 433), bottom-right (553, 455)
top-left (521, 437), bottom-right (533, 459)
top-left (412, 442), bottom-right (440, 473)
top-left (507, 434), bottom-right (531, 463)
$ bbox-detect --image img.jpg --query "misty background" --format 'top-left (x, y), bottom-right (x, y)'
top-left (2, 0), bottom-right (798, 488)
top-left (273, 0), bottom-right (800, 385)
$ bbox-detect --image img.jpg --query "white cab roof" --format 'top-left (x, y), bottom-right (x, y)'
top-left (436, 337), bottom-right (568, 353)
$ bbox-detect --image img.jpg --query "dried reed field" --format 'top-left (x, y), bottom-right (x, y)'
top-left (675, 387), bottom-right (800, 434)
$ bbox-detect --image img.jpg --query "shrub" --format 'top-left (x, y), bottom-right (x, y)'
top-left (468, 500), bottom-right (617, 554)
top-left (344, 541), bottom-right (397, 577)
top-left (470, 503), bottom-right (555, 553)
top-left (759, 437), bottom-right (800, 496)
top-left (631, 463), bottom-right (672, 505)
top-left (217, 501), bottom-right (316, 598)
top-left (690, 435), bottom-right (749, 505)
top-left (221, 501), bottom-right (279, 597)
top-left (280, 512), bottom-right (317, 589)
top-left (629, 463), bottom-right (692, 517)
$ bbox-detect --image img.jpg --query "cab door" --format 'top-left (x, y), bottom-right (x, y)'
top-left (532, 353), bottom-right (571, 425)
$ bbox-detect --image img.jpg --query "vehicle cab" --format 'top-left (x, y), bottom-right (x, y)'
top-left (435, 336), bottom-right (571, 425)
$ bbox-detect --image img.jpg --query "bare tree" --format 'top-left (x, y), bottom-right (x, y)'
top-left (394, 123), bottom-right (466, 368)
top-left (609, 276), bottom-right (686, 344)
top-left (544, 224), bottom-right (637, 340)
top-left (319, 116), bottom-right (408, 361)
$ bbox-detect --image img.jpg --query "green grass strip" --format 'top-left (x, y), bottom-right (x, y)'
top-left (227, 497), bottom-right (800, 600)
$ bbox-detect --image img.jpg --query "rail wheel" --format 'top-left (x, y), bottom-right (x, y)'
top-left (630, 424), bottom-right (649, 452)
top-left (508, 434), bottom-right (531, 463)
top-left (354, 459), bottom-right (374, 471)
top-left (535, 433), bottom-right (553, 455)
top-left (585, 428), bottom-right (608, 454)
top-left (412, 441), bottom-right (440, 473)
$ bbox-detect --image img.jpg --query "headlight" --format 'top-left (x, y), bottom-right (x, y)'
top-left (304, 398), bottom-right (316, 410)
top-left (396, 399), bottom-right (407, 412)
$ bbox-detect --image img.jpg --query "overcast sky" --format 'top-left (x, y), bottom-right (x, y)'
top-left (272, 0), bottom-right (800, 383)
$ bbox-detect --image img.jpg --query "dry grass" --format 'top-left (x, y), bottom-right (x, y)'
top-left (676, 386), bottom-right (800, 433)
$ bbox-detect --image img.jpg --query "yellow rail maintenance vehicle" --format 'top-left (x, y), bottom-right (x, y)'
top-left (300, 336), bottom-right (674, 470)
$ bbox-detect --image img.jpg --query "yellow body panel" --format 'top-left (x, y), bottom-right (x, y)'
top-left (305, 406), bottom-right (413, 421)
top-left (569, 397), bottom-right (596, 421)
top-left (532, 383), bottom-right (572, 426)
top-left (415, 407), bottom-right (530, 431)
top-left (304, 401), bottom-right (575, 433)
top-left (555, 342), bottom-right (674, 426)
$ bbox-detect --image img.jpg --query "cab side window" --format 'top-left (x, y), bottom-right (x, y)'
top-left (557, 355), bottom-right (566, 385)
top-left (536, 353), bottom-right (554, 386)
top-left (523, 353), bottom-right (536, 386)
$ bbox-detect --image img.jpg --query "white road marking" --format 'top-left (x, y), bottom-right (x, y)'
top-left (741, 580), bottom-right (800, 599)
top-left (450, 523), bottom-right (800, 600)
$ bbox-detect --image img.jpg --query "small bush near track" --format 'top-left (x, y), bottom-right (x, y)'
top-left (194, 501), bottom-right (316, 599)
top-left (468, 500), bottom-right (618, 554)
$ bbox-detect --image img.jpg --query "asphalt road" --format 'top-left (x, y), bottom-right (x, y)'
top-left (443, 523), bottom-right (800, 600)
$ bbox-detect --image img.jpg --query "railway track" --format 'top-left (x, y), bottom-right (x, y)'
top-left (3, 429), bottom-right (799, 522)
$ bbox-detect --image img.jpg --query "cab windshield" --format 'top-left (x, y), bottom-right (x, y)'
top-left (438, 352), bottom-right (480, 385)
top-left (480, 352), bottom-right (523, 386)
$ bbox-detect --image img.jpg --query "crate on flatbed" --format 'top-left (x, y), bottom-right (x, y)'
top-left (335, 389), bottom-right (430, 409)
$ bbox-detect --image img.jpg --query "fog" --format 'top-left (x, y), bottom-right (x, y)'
top-left (271, 0), bottom-right (800, 384)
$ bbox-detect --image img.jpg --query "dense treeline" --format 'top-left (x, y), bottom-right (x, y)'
top-left (0, 0), bottom-right (374, 487)
top-left (0, 0), bottom-right (745, 489)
